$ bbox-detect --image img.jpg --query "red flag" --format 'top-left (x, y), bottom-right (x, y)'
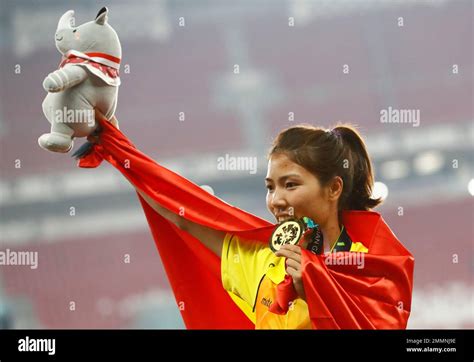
top-left (78, 118), bottom-right (414, 329)
top-left (302, 211), bottom-right (414, 329)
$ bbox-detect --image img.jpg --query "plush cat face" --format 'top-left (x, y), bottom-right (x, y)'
top-left (55, 7), bottom-right (121, 59)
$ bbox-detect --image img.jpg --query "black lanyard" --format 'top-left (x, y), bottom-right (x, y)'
top-left (306, 222), bottom-right (352, 255)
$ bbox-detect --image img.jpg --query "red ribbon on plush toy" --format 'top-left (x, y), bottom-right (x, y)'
top-left (60, 50), bottom-right (120, 78)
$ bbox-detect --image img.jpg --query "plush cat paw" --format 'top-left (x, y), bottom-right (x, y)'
top-left (38, 133), bottom-right (73, 153)
top-left (43, 73), bottom-right (63, 92)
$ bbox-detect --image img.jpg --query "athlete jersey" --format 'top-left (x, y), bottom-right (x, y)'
top-left (221, 226), bottom-right (368, 329)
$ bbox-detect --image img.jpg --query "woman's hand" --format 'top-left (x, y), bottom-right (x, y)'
top-left (275, 244), bottom-right (306, 300)
top-left (87, 108), bottom-right (119, 144)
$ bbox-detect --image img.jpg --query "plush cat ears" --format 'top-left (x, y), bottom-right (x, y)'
top-left (95, 7), bottom-right (108, 25)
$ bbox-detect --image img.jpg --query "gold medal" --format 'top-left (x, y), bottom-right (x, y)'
top-left (269, 218), bottom-right (304, 253)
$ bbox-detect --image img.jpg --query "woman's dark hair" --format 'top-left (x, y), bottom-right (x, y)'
top-left (268, 123), bottom-right (382, 211)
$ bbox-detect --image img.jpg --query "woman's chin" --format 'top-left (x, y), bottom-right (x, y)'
top-left (277, 216), bottom-right (296, 223)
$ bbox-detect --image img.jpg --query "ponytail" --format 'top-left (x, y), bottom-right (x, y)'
top-left (333, 125), bottom-right (382, 211)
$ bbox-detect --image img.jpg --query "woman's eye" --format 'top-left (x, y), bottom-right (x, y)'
top-left (265, 185), bottom-right (274, 192)
top-left (286, 182), bottom-right (297, 188)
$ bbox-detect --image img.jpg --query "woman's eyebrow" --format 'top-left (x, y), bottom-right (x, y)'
top-left (265, 173), bottom-right (301, 182)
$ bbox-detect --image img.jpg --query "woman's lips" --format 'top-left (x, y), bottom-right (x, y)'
top-left (276, 214), bottom-right (292, 222)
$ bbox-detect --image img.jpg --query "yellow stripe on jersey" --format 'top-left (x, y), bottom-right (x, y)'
top-left (350, 241), bottom-right (369, 253)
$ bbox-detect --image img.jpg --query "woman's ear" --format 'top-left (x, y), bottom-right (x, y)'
top-left (328, 176), bottom-right (343, 202)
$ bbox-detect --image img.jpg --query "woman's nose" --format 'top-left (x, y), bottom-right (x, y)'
top-left (270, 189), bottom-right (287, 209)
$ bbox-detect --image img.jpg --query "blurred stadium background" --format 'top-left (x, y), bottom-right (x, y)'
top-left (0, 0), bottom-right (472, 329)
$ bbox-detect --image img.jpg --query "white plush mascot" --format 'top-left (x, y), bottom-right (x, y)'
top-left (39, 7), bottom-right (121, 154)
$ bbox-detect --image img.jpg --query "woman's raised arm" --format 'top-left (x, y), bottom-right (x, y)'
top-left (135, 188), bottom-right (225, 256)
top-left (89, 109), bottom-right (225, 257)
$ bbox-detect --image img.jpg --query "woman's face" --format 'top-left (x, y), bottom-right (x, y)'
top-left (265, 153), bottom-right (336, 227)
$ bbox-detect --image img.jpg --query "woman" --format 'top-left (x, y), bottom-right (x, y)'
top-left (85, 111), bottom-right (414, 329)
